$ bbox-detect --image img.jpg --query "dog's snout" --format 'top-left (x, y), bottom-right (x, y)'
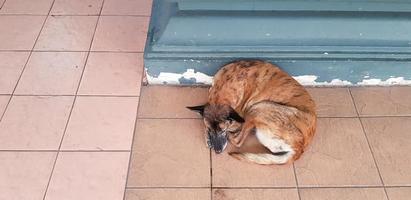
top-left (209, 131), bottom-right (228, 154)
top-left (213, 142), bottom-right (225, 154)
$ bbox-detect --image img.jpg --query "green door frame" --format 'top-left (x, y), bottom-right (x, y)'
top-left (144, 0), bottom-right (411, 85)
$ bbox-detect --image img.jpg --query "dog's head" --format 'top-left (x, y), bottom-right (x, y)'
top-left (187, 104), bottom-right (244, 153)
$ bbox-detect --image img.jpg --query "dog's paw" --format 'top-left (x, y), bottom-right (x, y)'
top-left (231, 131), bottom-right (240, 137)
top-left (228, 132), bottom-right (242, 148)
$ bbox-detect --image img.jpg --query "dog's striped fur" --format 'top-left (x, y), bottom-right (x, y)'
top-left (206, 60), bottom-right (317, 165)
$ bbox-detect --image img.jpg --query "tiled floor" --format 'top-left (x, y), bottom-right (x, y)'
top-left (124, 86), bottom-right (411, 200)
top-left (0, 0), bottom-right (148, 199)
top-left (1, 0), bottom-right (411, 200)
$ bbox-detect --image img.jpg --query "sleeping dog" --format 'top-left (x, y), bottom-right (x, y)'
top-left (188, 60), bottom-right (316, 165)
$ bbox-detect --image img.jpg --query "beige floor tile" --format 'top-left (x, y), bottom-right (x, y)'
top-left (35, 16), bottom-right (98, 51)
top-left (62, 97), bottom-right (138, 150)
top-left (0, 95), bottom-right (10, 114)
top-left (351, 87), bottom-right (411, 116)
top-left (0, 152), bottom-right (56, 200)
top-left (138, 86), bottom-right (209, 118)
top-left (0, 16), bottom-right (46, 50)
top-left (15, 52), bottom-right (87, 95)
top-left (45, 152), bottom-right (130, 200)
top-left (127, 119), bottom-right (210, 187)
top-left (0, 96), bottom-right (73, 150)
top-left (126, 189), bottom-right (210, 200)
top-left (386, 187), bottom-right (411, 200)
top-left (362, 117), bottom-right (411, 186)
top-left (78, 53), bottom-right (143, 96)
top-left (300, 188), bottom-right (388, 200)
top-left (51, 0), bottom-right (103, 15)
top-left (295, 118), bottom-right (381, 187)
top-left (102, 0), bottom-right (153, 16)
top-left (0, 0), bottom-right (53, 14)
top-left (213, 189), bottom-right (299, 200)
top-left (307, 87), bottom-right (357, 117)
top-left (91, 16), bottom-right (149, 51)
top-left (212, 152), bottom-right (296, 187)
top-left (0, 52), bottom-right (30, 94)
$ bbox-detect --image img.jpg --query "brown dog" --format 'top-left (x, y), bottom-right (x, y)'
top-left (188, 60), bottom-right (316, 165)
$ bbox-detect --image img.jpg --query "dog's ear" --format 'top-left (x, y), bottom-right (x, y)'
top-left (228, 108), bottom-right (245, 123)
top-left (186, 104), bottom-right (207, 116)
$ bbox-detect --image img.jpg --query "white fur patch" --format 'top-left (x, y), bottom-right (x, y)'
top-left (222, 140), bottom-right (228, 151)
top-left (255, 129), bottom-right (294, 164)
top-left (241, 153), bottom-right (287, 165)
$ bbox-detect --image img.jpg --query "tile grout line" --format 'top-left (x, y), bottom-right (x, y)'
top-left (125, 185), bottom-right (411, 189)
top-left (122, 77), bottom-right (143, 200)
top-left (0, 95), bottom-right (11, 124)
top-left (292, 163), bottom-right (302, 200)
top-left (0, 13), bottom-right (151, 17)
top-left (0, 50), bottom-right (145, 53)
top-left (0, 0), bottom-right (6, 9)
top-left (348, 88), bottom-right (391, 200)
top-left (318, 115), bottom-right (411, 118)
top-left (305, 185), bottom-right (411, 189)
top-left (1, 3), bottom-right (61, 197)
top-left (122, 5), bottom-right (150, 194)
top-left (0, 150), bottom-right (132, 152)
top-left (300, 185), bottom-right (410, 189)
top-left (122, 4), bottom-right (152, 193)
top-left (12, 0), bottom-right (66, 199)
top-left (347, 87), bottom-right (360, 118)
top-left (42, 1), bottom-right (106, 199)
top-left (137, 117), bottom-right (203, 120)
top-left (134, 115), bottom-right (411, 120)
top-left (0, 0), bottom-right (53, 124)
top-left (11, 94), bottom-right (140, 97)
top-left (127, 187), bottom-right (213, 189)
top-left (356, 115), bottom-right (411, 118)
top-left (210, 150), bottom-right (213, 200)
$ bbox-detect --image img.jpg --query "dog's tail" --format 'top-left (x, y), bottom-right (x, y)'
top-left (229, 151), bottom-right (292, 165)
